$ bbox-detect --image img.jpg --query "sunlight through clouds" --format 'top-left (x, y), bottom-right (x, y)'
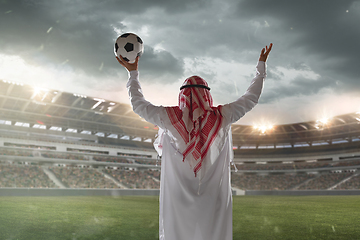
top-left (0, 0), bottom-right (359, 124)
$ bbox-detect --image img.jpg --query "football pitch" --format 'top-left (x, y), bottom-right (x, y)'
top-left (0, 195), bottom-right (359, 240)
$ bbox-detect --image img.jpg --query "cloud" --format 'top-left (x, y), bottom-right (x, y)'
top-left (1, 0), bottom-right (359, 124)
top-left (260, 76), bottom-right (335, 103)
top-left (0, 0), bottom-right (187, 81)
top-left (234, 0), bottom-right (360, 94)
top-left (139, 46), bottom-right (184, 83)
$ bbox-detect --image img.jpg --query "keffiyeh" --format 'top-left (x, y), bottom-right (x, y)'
top-left (165, 76), bottom-right (223, 177)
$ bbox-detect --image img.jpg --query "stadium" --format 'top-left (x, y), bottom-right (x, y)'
top-left (1, 79), bottom-right (360, 239)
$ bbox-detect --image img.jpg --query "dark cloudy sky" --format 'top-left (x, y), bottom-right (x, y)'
top-left (0, 0), bottom-right (359, 125)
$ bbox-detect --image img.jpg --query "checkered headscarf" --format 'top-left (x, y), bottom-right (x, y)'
top-left (165, 76), bottom-right (223, 177)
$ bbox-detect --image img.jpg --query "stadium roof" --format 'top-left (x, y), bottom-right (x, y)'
top-left (1, 80), bottom-right (360, 149)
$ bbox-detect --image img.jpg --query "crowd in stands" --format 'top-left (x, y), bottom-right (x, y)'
top-left (92, 155), bottom-right (160, 165)
top-left (333, 160), bottom-right (360, 167)
top-left (146, 169), bottom-right (161, 181)
top-left (0, 163), bottom-right (57, 188)
top-left (104, 169), bottom-right (160, 189)
top-left (0, 148), bottom-right (33, 157)
top-left (4, 143), bottom-right (359, 171)
top-left (0, 147), bottom-right (160, 166)
top-left (4, 142), bottom-right (55, 150)
top-left (2, 143), bottom-right (360, 191)
top-left (41, 152), bottom-right (89, 161)
top-left (134, 159), bottom-right (159, 165)
top-left (4, 133), bottom-right (360, 191)
top-left (335, 174), bottom-right (360, 190)
top-left (93, 156), bottom-right (131, 164)
top-left (231, 173), bottom-right (314, 190)
top-left (49, 166), bottom-right (118, 189)
top-left (233, 159), bottom-right (360, 171)
top-left (297, 172), bottom-right (355, 190)
top-left (0, 132), bottom-right (153, 152)
top-left (1, 162), bottom-right (359, 190)
top-left (0, 147), bottom-right (89, 160)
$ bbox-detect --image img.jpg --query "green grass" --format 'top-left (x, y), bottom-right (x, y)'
top-left (0, 195), bottom-right (359, 240)
top-left (233, 196), bottom-right (360, 240)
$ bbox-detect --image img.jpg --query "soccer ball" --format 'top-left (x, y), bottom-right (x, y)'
top-left (114, 33), bottom-right (144, 63)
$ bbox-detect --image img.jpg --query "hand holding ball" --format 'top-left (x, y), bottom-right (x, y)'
top-left (114, 33), bottom-right (144, 64)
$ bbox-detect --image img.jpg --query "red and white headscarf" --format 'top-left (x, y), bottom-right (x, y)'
top-left (165, 76), bottom-right (223, 177)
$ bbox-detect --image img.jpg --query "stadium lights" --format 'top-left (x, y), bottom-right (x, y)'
top-left (31, 87), bottom-right (49, 100)
top-left (73, 93), bottom-right (87, 98)
top-left (2, 80), bottom-right (24, 86)
top-left (253, 124), bottom-right (274, 134)
top-left (315, 117), bottom-right (332, 130)
top-left (317, 117), bottom-right (329, 125)
top-left (32, 86), bottom-right (49, 94)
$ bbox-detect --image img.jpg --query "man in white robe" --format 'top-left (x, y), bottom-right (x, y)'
top-left (117, 43), bottom-right (272, 240)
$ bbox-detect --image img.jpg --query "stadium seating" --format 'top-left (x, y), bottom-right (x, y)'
top-left (1, 80), bottom-right (360, 192)
top-left (0, 163), bottom-right (57, 188)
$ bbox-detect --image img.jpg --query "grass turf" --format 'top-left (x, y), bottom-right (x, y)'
top-left (0, 195), bottom-right (359, 239)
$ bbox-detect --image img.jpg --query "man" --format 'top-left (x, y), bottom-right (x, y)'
top-left (117, 43), bottom-right (272, 240)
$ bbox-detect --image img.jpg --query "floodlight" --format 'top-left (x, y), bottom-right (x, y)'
top-left (253, 124), bottom-right (273, 134)
top-left (315, 117), bottom-right (332, 130)
top-left (317, 117), bottom-right (329, 125)
top-left (32, 86), bottom-right (49, 99)
top-left (73, 93), bottom-right (87, 98)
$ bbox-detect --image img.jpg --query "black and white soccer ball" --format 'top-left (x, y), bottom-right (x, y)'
top-left (114, 33), bottom-right (144, 63)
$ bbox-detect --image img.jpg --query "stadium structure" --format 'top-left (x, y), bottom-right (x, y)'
top-left (1, 79), bottom-right (360, 195)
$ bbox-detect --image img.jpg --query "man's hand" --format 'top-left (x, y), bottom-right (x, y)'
top-left (116, 55), bottom-right (139, 72)
top-left (259, 43), bottom-right (273, 62)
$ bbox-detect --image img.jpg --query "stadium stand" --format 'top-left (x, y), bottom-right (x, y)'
top-left (231, 173), bottom-right (315, 191)
top-left (0, 163), bottom-right (57, 188)
top-left (335, 173), bottom-right (360, 189)
top-left (0, 80), bottom-right (360, 192)
top-left (297, 172), bottom-right (355, 190)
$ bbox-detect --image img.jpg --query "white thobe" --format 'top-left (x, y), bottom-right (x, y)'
top-left (126, 61), bottom-right (266, 240)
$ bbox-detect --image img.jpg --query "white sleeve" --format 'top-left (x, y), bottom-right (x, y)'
top-left (221, 61), bottom-right (266, 125)
top-left (126, 70), bottom-right (168, 128)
